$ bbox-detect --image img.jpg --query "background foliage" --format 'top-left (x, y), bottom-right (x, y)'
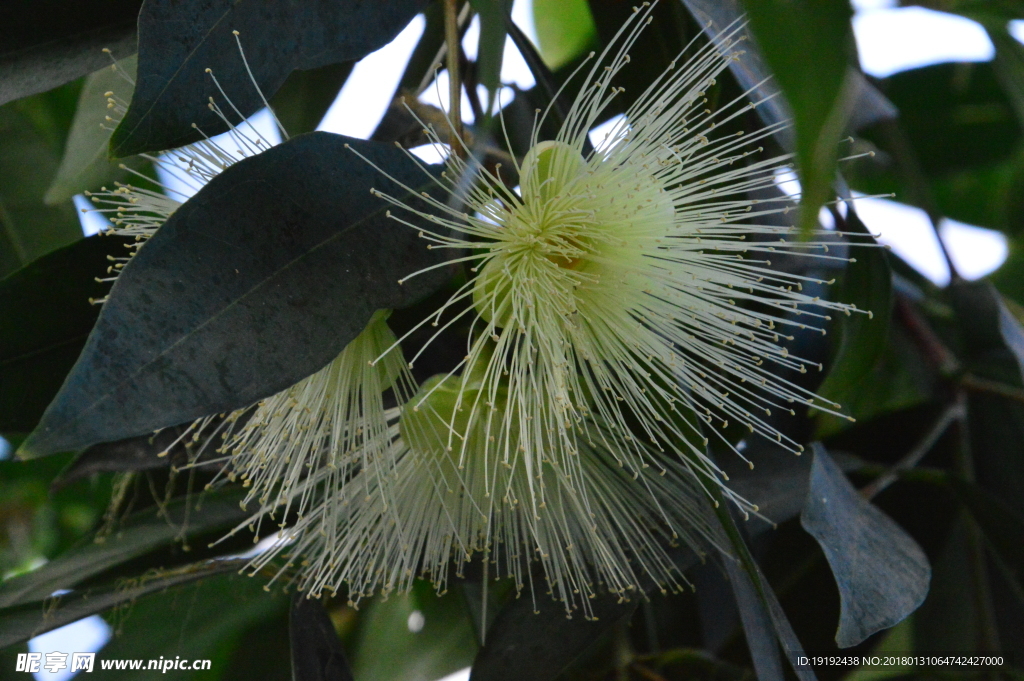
top-left (1, 0), bottom-right (1023, 679)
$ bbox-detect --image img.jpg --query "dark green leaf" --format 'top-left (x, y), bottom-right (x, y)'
top-left (912, 515), bottom-right (989, 654)
top-left (997, 295), bottom-right (1024, 382)
top-left (682, 0), bottom-right (895, 143)
top-left (816, 208), bottom-right (894, 419)
top-left (368, 5), bottom-right (445, 144)
top-left (291, 595), bottom-right (355, 681)
top-left (949, 477), bottom-right (1024, 594)
top-left (723, 438), bottom-right (833, 527)
top-left (352, 583), bottom-right (476, 681)
top-left (850, 58), bottom-right (1024, 237)
top-left (505, 17), bottom-right (575, 143)
top-left (470, 591), bottom-right (636, 681)
top-left (952, 282), bottom-right (1024, 523)
top-left (221, 608), bottom-right (293, 681)
top-left (725, 559), bottom-right (784, 681)
top-left (0, 235), bottom-right (131, 437)
top-left (0, 452), bottom-right (113, 574)
top-left (871, 62), bottom-right (1022, 176)
top-left (20, 133), bottom-right (450, 458)
top-left (738, 0), bottom-right (854, 236)
top-left (471, 0), bottom-right (512, 116)
top-left (0, 88), bottom-right (86, 278)
top-left (986, 24), bottom-right (1024, 127)
top-left (992, 237), bottom-right (1024, 304)
top-left (44, 56), bottom-right (148, 204)
top-left (0, 488), bottom-right (248, 609)
top-left (709, 482), bottom-right (817, 681)
top-left (0, 0), bottom-right (141, 107)
top-left (0, 559), bottom-right (248, 649)
top-left (50, 425), bottom-right (190, 491)
top-left (816, 309), bottom-right (935, 439)
top-left (967, 389), bottom-right (1024, 512)
top-left (589, 0), bottom-right (696, 127)
top-left (91, 572), bottom-right (285, 680)
top-left (800, 445), bottom-right (931, 648)
top-left (954, 282), bottom-right (1024, 377)
top-left (111, 0), bottom-right (427, 156)
top-left (270, 63), bottom-right (355, 136)
top-left (380, 3), bottom-right (446, 102)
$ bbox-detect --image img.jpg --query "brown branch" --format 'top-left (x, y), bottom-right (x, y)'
top-left (861, 400), bottom-right (963, 499)
top-left (443, 0), bottom-right (464, 158)
top-left (895, 295), bottom-right (960, 376)
top-left (961, 373), bottom-right (1024, 404)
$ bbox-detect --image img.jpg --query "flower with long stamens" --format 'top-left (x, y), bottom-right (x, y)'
top-left (79, 51), bottom-right (421, 579)
top-left (204, 4), bottom-right (871, 617)
top-left (93, 5), bottom-right (868, 617)
top-left (362, 5), bottom-right (862, 478)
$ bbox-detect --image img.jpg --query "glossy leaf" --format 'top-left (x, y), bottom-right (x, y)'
top-left (20, 133), bottom-right (450, 458)
top-left (0, 559), bottom-right (248, 649)
top-left (270, 63), bottom-right (355, 136)
top-left (470, 591), bottom-right (637, 681)
top-left (952, 281), bottom-right (1024, 521)
top-left (352, 584), bottom-right (476, 681)
top-left (533, 0), bottom-right (596, 70)
top-left (0, 235), bottom-right (131, 437)
top-left (725, 559), bottom-right (784, 681)
top-left (50, 425), bottom-right (191, 490)
top-left (950, 477), bottom-right (1024, 594)
top-left (738, 0), bottom-right (854, 236)
top-left (997, 294), bottom-right (1024, 382)
top-left (723, 438), bottom-right (815, 527)
top-left (0, 488), bottom-right (248, 609)
top-left (816, 314), bottom-right (935, 439)
top-left (90, 572), bottom-right (286, 680)
top-left (850, 60), bottom-right (1024, 236)
top-left (0, 87), bottom-right (85, 278)
top-left (0, 0), bottom-right (141, 107)
top-left (800, 445), bottom-right (931, 647)
top-left (472, 0), bottom-right (511, 117)
top-left (111, 0), bottom-right (427, 156)
top-left (681, 0), bottom-right (895, 136)
top-left (44, 55), bottom-right (146, 204)
top-left (816, 208), bottom-right (894, 421)
top-left (872, 62), bottom-right (1021, 176)
top-left (710, 482), bottom-right (816, 681)
top-left (291, 595), bottom-right (355, 681)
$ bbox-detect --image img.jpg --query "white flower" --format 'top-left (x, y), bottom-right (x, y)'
top-left (92, 8), bottom-right (867, 618)
top-left (357, 1), bottom-right (859, 540)
top-left (83, 55), bottom-right (281, 299)
top-left (229, 4), bottom-right (865, 616)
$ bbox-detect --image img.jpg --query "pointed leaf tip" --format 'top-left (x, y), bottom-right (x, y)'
top-left (801, 444), bottom-right (931, 648)
top-left (22, 133), bottom-right (449, 456)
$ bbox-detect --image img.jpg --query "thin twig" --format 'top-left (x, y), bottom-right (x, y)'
top-left (861, 400), bottom-right (963, 499)
top-left (444, 0), bottom-right (464, 157)
top-left (877, 119), bottom-right (961, 282)
top-left (895, 295), bottom-right (960, 375)
top-left (630, 663), bottom-right (671, 681)
top-left (961, 373), bottom-right (1024, 404)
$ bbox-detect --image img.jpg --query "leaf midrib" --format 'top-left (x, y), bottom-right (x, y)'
top-left (44, 172), bottom-right (436, 446)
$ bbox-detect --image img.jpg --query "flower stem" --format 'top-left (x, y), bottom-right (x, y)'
top-left (444, 0), bottom-right (464, 158)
